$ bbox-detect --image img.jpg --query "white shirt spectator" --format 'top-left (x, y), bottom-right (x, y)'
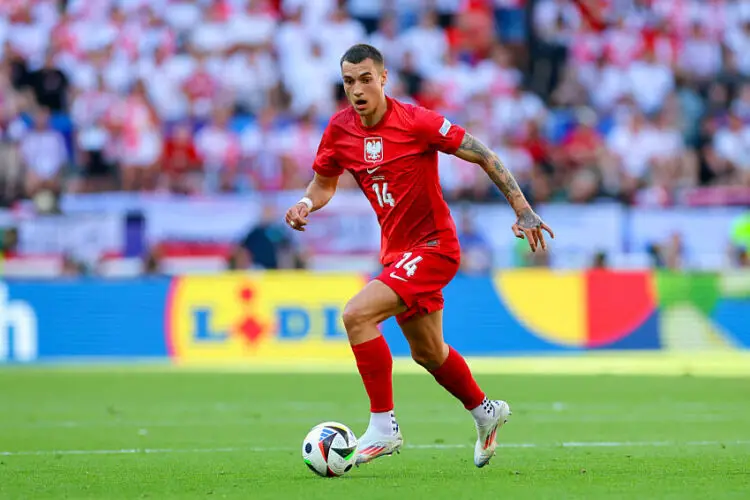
top-left (31, 0), bottom-right (61, 29)
top-left (71, 88), bottom-right (117, 128)
top-left (608, 121), bottom-right (660, 179)
top-left (241, 119), bottom-right (284, 190)
top-left (20, 129), bottom-right (68, 179)
top-left (315, 13), bottom-right (367, 83)
top-left (473, 58), bottom-right (522, 97)
top-left (725, 24), bottom-right (750, 75)
top-left (433, 57), bottom-right (476, 104)
top-left (491, 91), bottom-right (546, 134)
top-left (680, 34), bottom-right (722, 79)
top-left (435, 0), bottom-right (462, 14)
top-left (714, 124), bottom-right (750, 170)
top-left (283, 0), bottom-right (335, 28)
top-left (283, 48), bottom-right (335, 116)
top-left (496, 143), bottom-right (534, 179)
top-left (191, 19), bottom-right (231, 53)
top-left (275, 18), bottom-right (313, 75)
top-left (136, 53), bottom-right (193, 120)
top-left (7, 20), bottom-right (49, 66)
top-left (223, 50), bottom-right (279, 111)
top-left (67, 0), bottom-right (112, 22)
top-left (400, 20), bottom-right (448, 76)
top-left (72, 18), bottom-right (118, 53)
top-left (348, 0), bottom-right (384, 20)
top-left (103, 54), bottom-right (135, 94)
top-left (117, 0), bottom-right (161, 15)
top-left (651, 125), bottom-right (685, 160)
top-left (369, 22), bottom-right (405, 69)
top-left (195, 123), bottom-right (241, 172)
top-left (628, 58), bottom-right (674, 113)
top-left (579, 62), bottom-right (629, 111)
top-left (277, 120), bottom-right (323, 175)
top-left (163, 0), bottom-right (202, 33)
top-left (228, 9), bottom-right (276, 46)
top-left (533, 0), bottom-right (580, 44)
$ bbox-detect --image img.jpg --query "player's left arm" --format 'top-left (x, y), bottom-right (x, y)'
top-left (453, 132), bottom-right (554, 252)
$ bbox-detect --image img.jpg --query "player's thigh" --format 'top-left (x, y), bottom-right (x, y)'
top-left (343, 278), bottom-right (407, 329)
top-left (399, 309), bottom-right (448, 368)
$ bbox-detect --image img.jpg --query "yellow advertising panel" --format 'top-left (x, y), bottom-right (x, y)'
top-left (166, 272), bottom-right (367, 363)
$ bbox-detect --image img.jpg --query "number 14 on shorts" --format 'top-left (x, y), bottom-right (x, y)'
top-left (395, 252), bottom-right (422, 278)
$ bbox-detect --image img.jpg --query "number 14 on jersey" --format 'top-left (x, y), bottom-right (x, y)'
top-left (373, 182), bottom-right (395, 208)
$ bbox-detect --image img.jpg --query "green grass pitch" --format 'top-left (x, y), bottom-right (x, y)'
top-left (1, 367), bottom-right (749, 499)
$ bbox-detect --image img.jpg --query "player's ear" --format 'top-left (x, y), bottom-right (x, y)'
top-left (381, 68), bottom-right (388, 88)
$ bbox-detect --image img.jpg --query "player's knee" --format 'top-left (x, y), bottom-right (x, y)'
top-left (342, 301), bottom-right (368, 333)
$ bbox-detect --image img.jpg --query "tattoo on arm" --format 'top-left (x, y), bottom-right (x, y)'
top-left (454, 133), bottom-right (529, 213)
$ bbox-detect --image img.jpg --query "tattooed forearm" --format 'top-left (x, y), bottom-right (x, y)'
top-left (454, 133), bottom-right (529, 213)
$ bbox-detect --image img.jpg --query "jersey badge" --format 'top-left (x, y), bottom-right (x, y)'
top-left (364, 137), bottom-right (384, 163)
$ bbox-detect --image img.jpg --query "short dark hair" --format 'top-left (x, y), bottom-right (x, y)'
top-left (340, 44), bottom-right (384, 68)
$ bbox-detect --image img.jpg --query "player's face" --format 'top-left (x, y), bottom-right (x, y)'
top-left (341, 59), bottom-right (387, 117)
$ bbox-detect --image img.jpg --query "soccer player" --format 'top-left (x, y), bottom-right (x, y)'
top-left (285, 44), bottom-right (553, 468)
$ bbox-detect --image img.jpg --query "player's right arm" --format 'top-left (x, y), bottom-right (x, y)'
top-left (285, 124), bottom-right (343, 232)
top-left (285, 173), bottom-right (338, 232)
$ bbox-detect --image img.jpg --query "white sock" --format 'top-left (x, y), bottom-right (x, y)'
top-left (470, 397), bottom-right (495, 424)
top-left (368, 411), bottom-right (398, 435)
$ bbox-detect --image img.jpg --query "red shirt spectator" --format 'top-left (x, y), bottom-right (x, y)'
top-left (162, 123), bottom-right (200, 177)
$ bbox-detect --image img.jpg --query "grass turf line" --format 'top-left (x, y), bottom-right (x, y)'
top-left (0, 371), bottom-right (748, 499)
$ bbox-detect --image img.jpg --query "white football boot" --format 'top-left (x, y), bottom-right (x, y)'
top-left (355, 411), bottom-right (403, 465)
top-left (472, 398), bottom-right (511, 468)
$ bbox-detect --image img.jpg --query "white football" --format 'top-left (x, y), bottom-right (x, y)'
top-left (301, 421), bottom-right (358, 477)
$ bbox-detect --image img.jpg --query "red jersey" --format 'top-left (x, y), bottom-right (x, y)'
top-left (313, 97), bottom-right (465, 265)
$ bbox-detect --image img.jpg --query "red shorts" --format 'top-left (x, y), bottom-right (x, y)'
top-left (376, 249), bottom-right (460, 326)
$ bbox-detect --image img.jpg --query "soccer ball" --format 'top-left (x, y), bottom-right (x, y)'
top-left (301, 421), bottom-right (358, 477)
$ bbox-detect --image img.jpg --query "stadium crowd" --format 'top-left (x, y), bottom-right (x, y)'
top-left (2, 0), bottom-right (750, 210)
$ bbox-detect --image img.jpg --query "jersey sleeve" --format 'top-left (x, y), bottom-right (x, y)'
top-left (413, 106), bottom-right (466, 154)
top-left (312, 125), bottom-right (344, 177)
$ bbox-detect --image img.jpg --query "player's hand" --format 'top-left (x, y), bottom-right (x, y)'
top-left (285, 202), bottom-right (310, 232)
top-left (512, 208), bottom-right (554, 252)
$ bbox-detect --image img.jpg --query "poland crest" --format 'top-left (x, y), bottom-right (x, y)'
top-left (364, 137), bottom-right (383, 163)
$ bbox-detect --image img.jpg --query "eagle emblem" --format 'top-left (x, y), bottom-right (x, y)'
top-left (364, 137), bottom-right (383, 163)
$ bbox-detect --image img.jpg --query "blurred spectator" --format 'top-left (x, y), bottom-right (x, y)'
top-left (70, 74), bottom-right (118, 193)
top-left (28, 52), bottom-right (69, 112)
top-left (20, 108), bottom-right (67, 201)
top-left (458, 209), bottom-right (493, 275)
top-left (628, 50), bottom-right (674, 115)
top-left (111, 80), bottom-right (162, 191)
top-left (161, 122), bottom-right (201, 195)
top-left (680, 22), bottom-right (721, 83)
top-left (317, 6), bottom-right (367, 83)
top-left (195, 107), bottom-right (241, 192)
top-left (239, 205), bottom-right (291, 270)
top-left (369, 14), bottom-right (404, 69)
top-left (401, 10), bottom-right (448, 76)
top-left (0, 75), bottom-right (26, 205)
top-left (713, 113), bottom-right (750, 186)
